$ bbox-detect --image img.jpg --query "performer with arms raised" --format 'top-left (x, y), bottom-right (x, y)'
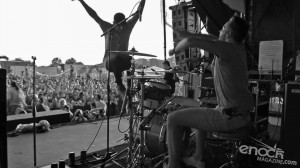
top-left (78, 0), bottom-right (146, 96)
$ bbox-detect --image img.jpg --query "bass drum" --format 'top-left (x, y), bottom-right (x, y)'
top-left (144, 97), bottom-right (195, 157)
top-left (144, 113), bottom-right (167, 156)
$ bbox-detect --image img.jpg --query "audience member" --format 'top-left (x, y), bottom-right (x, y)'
top-left (7, 81), bottom-right (28, 115)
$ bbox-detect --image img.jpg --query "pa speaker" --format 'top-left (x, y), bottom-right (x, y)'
top-left (282, 82), bottom-right (300, 166)
top-left (0, 69), bottom-right (7, 168)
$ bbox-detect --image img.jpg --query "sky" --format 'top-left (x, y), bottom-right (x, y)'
top-left (0, 0), bottom-right (179, 66)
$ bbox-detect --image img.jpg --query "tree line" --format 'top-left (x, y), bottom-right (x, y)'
top-left (10, 57), bottom-right (84, 67)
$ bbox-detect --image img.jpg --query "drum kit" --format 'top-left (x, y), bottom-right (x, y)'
top-left (99, 49), bottom-right (215, 168)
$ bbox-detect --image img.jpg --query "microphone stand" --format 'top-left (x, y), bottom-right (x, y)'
top-left (31, 56), bottom-right (37, 167)
top-left (271, 59), bottom-right (274, 80)
top-left (162, 0), bottom-right (167, 61)
top-left (92, 13), bottom-right (135, 165)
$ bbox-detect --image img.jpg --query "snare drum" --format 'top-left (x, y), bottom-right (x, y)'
top-left (144, 81), bottom-right (171, 101)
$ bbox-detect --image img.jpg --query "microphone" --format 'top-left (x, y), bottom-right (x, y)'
top-left (151, 68), bottom-right (159, 75)
top-left (138, 0), bottom-right (144, 22)
top-left (32, 56), bottom-right (36, 60)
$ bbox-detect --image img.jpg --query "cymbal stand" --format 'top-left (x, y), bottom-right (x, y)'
top-left (127, 58), bottom-right (136, 166)
top-left (129, 67), bottom-right (148, 168)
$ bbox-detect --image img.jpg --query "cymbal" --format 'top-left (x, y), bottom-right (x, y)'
top-left (204, 77), bottom-right (213, 80)
top-left (110, 50), bottom-right (157, 57)
top-left (122, 74), bottom-right (163, 79)
top-left (153, 70), bottom-right (196, 74)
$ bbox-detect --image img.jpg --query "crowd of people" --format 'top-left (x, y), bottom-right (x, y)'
top-left (6, 72), bottom-right (123, 123)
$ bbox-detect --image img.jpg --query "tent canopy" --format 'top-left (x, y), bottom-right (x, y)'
top-left (192, 0), bottom-right (300, 45)
top-left (192, 0), bottom-right (300, 70)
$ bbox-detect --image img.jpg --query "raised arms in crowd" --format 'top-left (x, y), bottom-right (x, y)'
top-left (79, 0), bottom-right (146, 32)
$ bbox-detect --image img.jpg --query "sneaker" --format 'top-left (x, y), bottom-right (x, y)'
top-left (182, 156), bottom-right (205, 168)
top-left (162, 156), bottom-right (169, 168)
top-left (7, 131), bottom-right (20, 137)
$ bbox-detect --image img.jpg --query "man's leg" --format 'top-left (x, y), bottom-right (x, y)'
top-left (166, 107), bottom-right (226, 168)
top-left (110, 54), bottom-right (132, 97)
top-left (119, 71), bottom-right (132, 115)
top-left (167, 115), bottom-right (185, 168)
top-left (182, 129), bottom-right (206, 168)
top-left (114, 71), bottom-right (126, 96)
top-left (194, 130), bottom-right (206, 161)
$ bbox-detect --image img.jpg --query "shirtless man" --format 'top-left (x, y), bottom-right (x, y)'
top-left (78, 0), bottom-right (146, 96)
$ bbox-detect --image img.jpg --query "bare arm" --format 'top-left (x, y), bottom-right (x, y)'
top-left (170, 37), bottom-right (232, 59)
top-left (126, 0), bottom-right (146, 27)
top-left (26, 86), bottom-right (31, 96)
top-left (46, 83), bottom-right (55, 92)
top-left (20, 90), bottom-right (28, 107)
top-left (21, 97), bottom-right (28, 107)
top-left (78, 0), bottom-right (112, 31)
top-left (175, 31), bottom-right (218, 41)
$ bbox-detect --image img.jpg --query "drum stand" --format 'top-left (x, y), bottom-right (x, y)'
top-left (95, 86), bottom-right (137, 168)
top-left (130, 70), bottom-right (147, 168)
top-left (123, 67), bottom-right (154, 168)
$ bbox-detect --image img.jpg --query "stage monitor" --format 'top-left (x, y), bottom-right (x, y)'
top-left (0, 69), bottom-right (7, 168)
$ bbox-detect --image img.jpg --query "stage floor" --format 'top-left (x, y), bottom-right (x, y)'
top-left (7, 116), bottom-right (129, 168)
top-left (7, 115), bottom-right (282, 168)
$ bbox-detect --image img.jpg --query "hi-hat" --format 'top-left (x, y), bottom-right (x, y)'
top-left (153, 70), bottom-right (195, 74)
top-left (122, 74), bottom-right (163, 79)
top-left (110, 48), bottom-right (157, 57)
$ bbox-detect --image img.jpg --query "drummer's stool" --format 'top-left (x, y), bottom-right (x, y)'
top-left (212, 124), bottom-right (252, 168)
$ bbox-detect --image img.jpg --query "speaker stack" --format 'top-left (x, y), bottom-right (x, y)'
top-left (169, 1), bottom-right (202, 72)
top-left (0, 69), bottom-right (7, 168)
top-left (282, 82), bottom-right (300, 166)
